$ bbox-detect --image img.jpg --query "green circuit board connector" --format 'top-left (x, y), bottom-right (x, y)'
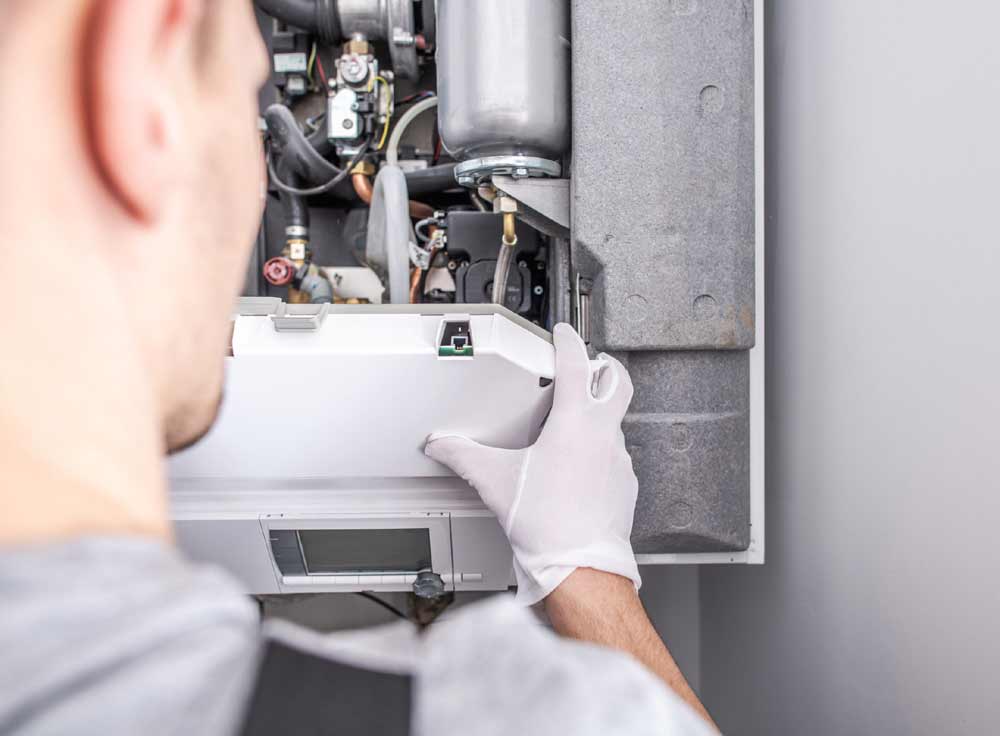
top-left (437, 319), bottom-right (474, 358)
top-left (438, 344), bottom-right (474, 357)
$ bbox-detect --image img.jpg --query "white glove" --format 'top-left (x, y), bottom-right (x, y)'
top-left (425, 323), bottom-right (641, 605)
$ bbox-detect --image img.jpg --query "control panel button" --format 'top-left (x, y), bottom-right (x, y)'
top-left (461, 572), bottom-right (484, 583)
top-left (307, 576), bottom-right (336, 587)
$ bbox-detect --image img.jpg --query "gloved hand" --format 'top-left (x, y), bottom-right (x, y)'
top-left (425, 323), bottom-right (641, 605)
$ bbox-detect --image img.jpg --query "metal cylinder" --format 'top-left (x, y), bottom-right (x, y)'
top-left (335, 0), bottom-right (421, 78)
top-left (336, 0), bottom-right (391, 40)
top-left (257, 0), bottom-right (422, 78)
top-left (436, 0), bottom-right (570, 161)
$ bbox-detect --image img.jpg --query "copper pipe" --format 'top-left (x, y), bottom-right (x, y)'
top-left (352, 173), bottom-right (374, 203)
top-left (352, 173), bottom-right (435, 219)
top-left (409, 265), bottom-right (423, 304)
top-left (408, 200), bottom-right (434, 219)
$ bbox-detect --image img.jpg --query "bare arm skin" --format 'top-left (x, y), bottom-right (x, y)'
top-left (545, 568), bottom-right (718, 732)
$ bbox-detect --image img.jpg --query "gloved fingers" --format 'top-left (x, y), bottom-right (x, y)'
top-left (552, 323), bottom-right (592, 407)
top-left (424, 433), bottom-right (526, 519)
top-left (591, 354), bottom-right (619, 402)
top-left (587, 357), bottom-right (609, 398)
top-left (594, 353), bottom-right (635, 420)
top-left (425, 433), bottom-right (496, 481)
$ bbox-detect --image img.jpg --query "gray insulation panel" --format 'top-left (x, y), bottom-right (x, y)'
top-left (572, 0), bottom-right (754, 552)
top-left (572, 0), bottom-right (755, 351)
top-left (623, 351), bottom-right (749, 553)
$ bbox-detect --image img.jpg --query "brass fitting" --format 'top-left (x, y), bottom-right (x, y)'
top-left (502, 211), bottom-right (517, 246)
top-left (343, 38), bottom-right (372, 56)
top-left (284, 239), bottom-right (309, 264)
top-left (351, 160), bottom-right (376, 176)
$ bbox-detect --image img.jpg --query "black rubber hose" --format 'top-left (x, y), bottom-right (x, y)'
top-left (315, 0), bottom-right (341, 42)
top-left (277, 159), bottom-right (309, 231)
top-left (313, 131), bottom-right (455, 199)
top-left (256, 0), bottom-right (314, 30)
top-left (306, 129), bottom-right (362, 201)
top-left (311, 129), bottom-right (454, 199)
top-left (265, 104), bottom-right (356, 200)
top-left (255, 0), bottom-right (341, 42)
top-left (265, 104), bottom-right (339, 180)
top-left (308, 127), bottom-right (335, 158)
top-left (404, 164), bottom-right (459, 196)
top-left (267, 137), bottom-right (372, 196)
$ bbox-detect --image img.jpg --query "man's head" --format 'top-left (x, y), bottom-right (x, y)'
top-left (0, 0), bottom-right (269, 452)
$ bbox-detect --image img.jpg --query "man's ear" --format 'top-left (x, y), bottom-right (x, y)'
top-left (84, 0), bottom-right (204, 223)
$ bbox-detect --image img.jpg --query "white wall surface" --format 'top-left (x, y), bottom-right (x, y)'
top-left (699, 2), bottom-right (1000, 734)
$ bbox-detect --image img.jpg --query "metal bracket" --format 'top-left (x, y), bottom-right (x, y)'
top-left (492, 175), bottom-right (570, 239)
top-left (235, 296), bottom-right (282, 317)
top-left (455, 156), bottom-right (561, 189)
top-left (572, 274), bottom-right (592, 344)
top-left (327, 88), bottom-right (360, 140)
top-left (270, 303), bottom-right (331, 331)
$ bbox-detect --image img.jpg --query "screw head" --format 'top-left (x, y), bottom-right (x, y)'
top-left (341, 55), bottom-right (369, 84)
top-left (342, 118), bottom-right (354, 129)
top-left (392, 28), bottom-right (416, 47)
top-left (533, 285), bottom-right (544, 295)
top-left (447, 260), bottom-right (458, 270)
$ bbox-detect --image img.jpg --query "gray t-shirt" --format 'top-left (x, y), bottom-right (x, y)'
top-left (0, 538), bottom-right (714, 735)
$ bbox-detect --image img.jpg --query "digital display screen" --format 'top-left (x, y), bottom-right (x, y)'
top-left (298, 528), bottom-right (432, 574)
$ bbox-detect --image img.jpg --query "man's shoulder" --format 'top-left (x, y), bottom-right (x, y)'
top-left (0, 541), bottom-right (710, 736)
top-left (256, 595), bottom-right (699, 735)
top-left (0, 537), bottom-right (261, 736)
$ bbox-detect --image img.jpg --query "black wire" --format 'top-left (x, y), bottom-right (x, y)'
top-left (356, 591), bottom-right (408, 620)
top-left (265, 136), bottom-right (373, 197)
top-left (431, 112), bottom-right (442, 165)
top-left (397, 91), bottom-right (436, 106)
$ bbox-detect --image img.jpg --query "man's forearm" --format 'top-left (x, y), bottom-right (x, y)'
top-left (544, 568), bottom-right (717, 731)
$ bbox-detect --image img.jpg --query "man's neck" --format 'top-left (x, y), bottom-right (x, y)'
top-left (0, 12), bottom-right (172, 546)
top-left (0, 235), bottom-right (171, 546)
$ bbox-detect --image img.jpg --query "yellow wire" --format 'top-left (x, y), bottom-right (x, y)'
top-left (306, 42), bottom-right (317, 89)
top-left (372, 75), bottom-right (392, 150)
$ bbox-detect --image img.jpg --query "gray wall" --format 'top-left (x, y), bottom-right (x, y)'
top-left (699, 2), bottom-right (1000, 734)
top-left (641, 566), bottom-right (702, 693)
